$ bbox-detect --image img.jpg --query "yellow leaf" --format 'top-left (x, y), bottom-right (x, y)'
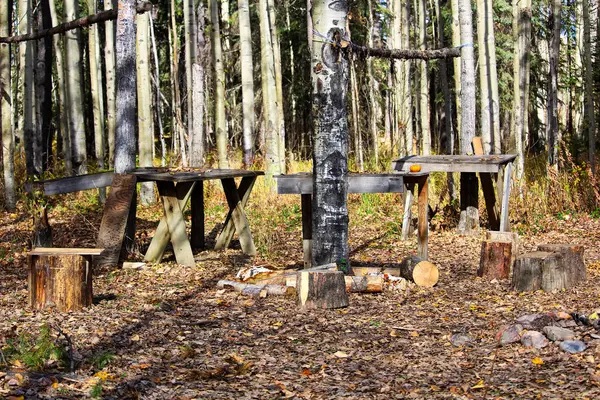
top-left (52, 382), bottom-right (59, 389)
top-left (532, 357), bottom-right (544, 365)
top-left (471, 380), bottom-right (485, 389)
top-left (390, 329), bottom-right (398, 337)
top-left (410, 331), bottom-right (419, 337)
top-left (131, 334), bottom-right (140, 342)
top-left (590, 313), bottom-right (599, 321)
top-left (94, 371), bottom-right (110, 381)
top-left (333, 351), bottom-right (349, 358)
top-left (301, 368), bottom-right (312, 376)
top-left (273, 321), bottom-right (284, 327)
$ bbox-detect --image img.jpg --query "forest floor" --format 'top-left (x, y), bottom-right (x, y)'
top-left (1, 179), bottom-right (600, 399)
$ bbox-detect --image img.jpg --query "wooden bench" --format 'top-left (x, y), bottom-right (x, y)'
top-left (276, 172), bottom-right (430, 267)
top-left (28, 248), bottom-right (104, 311)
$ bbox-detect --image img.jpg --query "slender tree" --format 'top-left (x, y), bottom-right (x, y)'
top-left (546, 0), bottom-right (561, 168)
top-left (89, 0), bottom-right (105, 177)
top-left (190, 3), bottom-right (206, 167)
top-left (184, 0), bottom-right (198, 159)
top-left (418, 0), bottom-right (430, 154)
top-left (35, 0), bottom-right (52, 173)
top-left (367, 0), bottom-right (380, 163)
top-left (451, 0), bottom-right (461, 141)
top-left (238, 0), bottom-right (255, 167)
top-left (105, 0), bottom-right (116, 166)
top-left (1, 2), bottom-right (16, 210)
top-left (311, 0), bottom-right (350, 268)
top-left (64, 0), bottom-right (87, 174)
top-left (582, 0), bottom-right (596, 171)
top-left (19, 0), bottom-right (36, 176)
top-left (137, 12), bottom-right (154, 204)
top-left (210, 0), bottom-right (229, 168)
top-left (459, 0), bottom-right (475, 155)
top-left (267, 0), bottom-right (286, 172)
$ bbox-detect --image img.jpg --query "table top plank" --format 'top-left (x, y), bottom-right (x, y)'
top-left (393, 154), bottom-right (517, 173)
top-left (275, 173), bottom-right (428, 194)
top-left (29, 248), bottom-right (105, 256)
top-left (130, 168), bottom-right (264, 182)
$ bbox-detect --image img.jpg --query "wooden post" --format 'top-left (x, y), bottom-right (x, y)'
top-left (417, 176), bottom-right (429, 259)
top-left (28, 248), bottom-right (103, 311)
top-left (499, 163), bottom-right (512, 231)
top-left (296, 270), bottom-right (349, 309)
top-left (191, 181), bottom-right (205, 250)
top-left (479, 173), bottom-right (500, 230)
top-left (301, 194), bottom-right (313, 268)
top-left (217, 178), bottom-right (257, 255)
top-left (215, 176), bottom-right (256, 252)
top-left (401, 183), bottom-right (414, 240)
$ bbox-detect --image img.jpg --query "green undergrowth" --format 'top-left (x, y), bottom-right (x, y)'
top-left (2, 324), bottom-right (68, 371)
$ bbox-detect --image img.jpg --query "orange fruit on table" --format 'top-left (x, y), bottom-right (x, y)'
top-left (410, 165), bottom-right (422, 172)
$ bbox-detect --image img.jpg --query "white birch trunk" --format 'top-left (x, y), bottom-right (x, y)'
top-left (459, 0), bottom-right (476, 154)
top-left (89, 0), bottom-right (105, 175)
top-left (104, 0), bottom-right (116, 167)
top-left (367, 0), bottom-right (380, 163)
top-left (190, 4), bottom-right (206, 168)
top-left (418, 0), bottom-right (430, 155)
top-left (239, 0), bottom-right (256, 167)
top-left (583, 0), bottom-right (596, 171)
top-left (1, 4), bottom-right (15, 209)
top-left (451, 0), bottom-right (461, 141)
top-left (184, 0), bottom-right (198, 157)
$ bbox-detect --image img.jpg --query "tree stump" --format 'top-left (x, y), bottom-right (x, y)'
top-left (486, 231), bottom-right (519, 263)
top-left (478, 241), bottom-right (512, 279)
top-left (512, 251), bottom-right (578, 292)
top-left (457, 206), bottom-right (479, 235)
top-left (28, 248), bottom-right (103, 311)
top-left (399, 256), bottom-right (439, 287)
top-left (537, 244), bottom-right (586, 286)
top-left (296, 270), bottom-right (349, 309)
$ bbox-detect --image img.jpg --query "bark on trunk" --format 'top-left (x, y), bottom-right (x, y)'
top-left (184, 0), bottom-right (197, 159)
top-left (479, 241), bottom-right (512, 279)
top-left (458, 0), bottom-right (476, 155)
top-left (190, 3), bottom-right (206, 167)
top-left (0, 3), bottom-right (16, 210)
top-left (297, 270), bottom-right (349, 309)
top-left (267, 0), bottom-right (286, 173)
top-left (546, 0), bottom-right (561, 168)
top-left (418, 0), bottom-right (430, 155)
top-left (89, 0), bottom-right (105, 182)
top-left (238, 0), bottom-right (255, 167)
top-left (35, 1), bottom-right (52, 174)
top-left (114, 0), bottom-right (137, 173)
top-left (210, 0), bottom-right (229, 168)
top-left (104, 0), bottom-right (116, 167)
top-left (451, 0), bottom-right (461, 141)
top-left (583, 0), bottom-right (596, 172)
top-left (311, 0), bottom-right (350, 268)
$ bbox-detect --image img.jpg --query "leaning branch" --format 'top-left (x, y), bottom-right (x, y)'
top-left (0, 2), bottom-right (153, 44)
top-left (349, 44), bottom-right (460, 60)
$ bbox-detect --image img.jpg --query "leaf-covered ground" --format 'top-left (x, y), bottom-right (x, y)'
top-left (1, 185), bottom-right (600, 399)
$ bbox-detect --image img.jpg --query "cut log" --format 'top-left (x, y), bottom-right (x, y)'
top-left (296, 270), bottom-right (349, 309)
top-left (513, 251), bottom-right (579, 292)
top-left (478, 241), bottom-right (512, 279)
top-left (286, 273), bottom-right (384, 293)
top-left (399, 256), bottom-right (439, 287)
top-left (216, 280), bottom-right (295, 297)
top-left (28, 248), bottom-right (103, 311)
top-left (537, 244), bottom-right (586, 286)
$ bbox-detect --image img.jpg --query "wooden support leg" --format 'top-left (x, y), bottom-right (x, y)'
top-left (301, 194), bottom-right (313, 268)
top-left (215, 177), bottom-right (256, 251)
top-left (156, 182), bottom-right (196, 267)
top-left (500, 163), bottom-right (512, 232)
top-left (217, 178), bottom-right (257, 255)
top-left (417, 176), bottom-right (429, 260)
top-left (401, 184), bottom-right (414, 241)
top-left (145, 182), bottom-right (195, 263)
top-left (191, 181), bottom-right (205, 250)
top-left (480, 172), bottom-right (500, 230)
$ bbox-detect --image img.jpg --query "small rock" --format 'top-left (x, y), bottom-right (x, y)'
top-left (7, 378), bottom-right (18, 386)
top-left (543, 326), bottom-right (575, 341)
top-left (521, 330), bottom-right (549, 349)
top-left (590, 333), bottom-right (600, 340)
top-left (516, 314), bottom-right (554, 330)
top-left (559, 340), bottom-right (587, 354)
top-left (496, 324), bottom-right (523, 346)
top-left (555, 319), bottom-right (578, 328)
top-left (450, 333), bottom-right (474, 347)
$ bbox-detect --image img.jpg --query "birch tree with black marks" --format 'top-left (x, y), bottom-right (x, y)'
top-left (1, 2), bottom-right (15, 210)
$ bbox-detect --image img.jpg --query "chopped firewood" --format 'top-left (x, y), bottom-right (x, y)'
top-left (399, 256), bottom-right (439, 287)
top-left (216, 280), bottom-right (295, 297)
top-left (286, 273), bottom-right (384, 293)
top-left (297, 270), bottom-right (349, 309)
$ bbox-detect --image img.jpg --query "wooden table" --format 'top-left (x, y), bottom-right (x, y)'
top-left (130, 168), bottom-right (264, 267)
top-left (276, 172), bottom-right (430, 266)
top-left (392, 155), bottom-right (517, 231)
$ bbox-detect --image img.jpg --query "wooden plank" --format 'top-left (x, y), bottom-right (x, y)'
top-left (215, 176), bottom-right (256, 250)
top-left (25, 171), bottom-right (115, 195)
top-left (191, 181), bottom-right (205, 250)
top-left (480, 173), bottom-right (500, 230)
top-left (157, 181), bottom-right (196, 267)
top-left (301, 194), bottom-right (313, 268)
top-left (131, 168), bottom-right (264, 183)
top-left (218, 178), bottom-right (257, 255)
top-left (145, 182), bottom-right (195, 263)
top-left (29, 248), bottom-right (105, 256)
top-left (500, 163), bottom-right (512, 232)
top-left (401, 184), bottom-right (414, 240)
top-left (417, 176), bottom-right (429, 260)
top-left (392, 154), bottom-right (517, 173)
top-left (472, 137), bottom-right (484, 155)
top-left (95, 174), bottom-right (137, 266)
top-left (277, 174), bottom-right (405, 194)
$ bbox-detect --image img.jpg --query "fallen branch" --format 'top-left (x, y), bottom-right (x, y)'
top-left (0, 2), bottom-right (153, 44)
top-left (217, 280), bottom-right (295, 297)
top-left (392, 326), bottom-right (425, 332)
top-left (349, 44), bottom-right (460, 60)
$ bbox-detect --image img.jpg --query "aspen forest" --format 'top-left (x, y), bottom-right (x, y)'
top-left (3, 0), bottom-right (600, 397)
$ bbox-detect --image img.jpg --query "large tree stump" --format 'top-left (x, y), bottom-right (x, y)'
top-left (399, 256), bottom-right (439, 287)
top-left (478, 241), bottom-right (512, 279)
top-left (537, 244), bottom-right (586, 286)
top-left (28, 248), bottom-right (103, 311)
top-left (296, 270), bottom-right (349, 309)
top-left (512, 251), bottom-right (581, 292)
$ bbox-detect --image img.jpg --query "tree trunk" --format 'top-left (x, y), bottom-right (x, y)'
top-left (64, 0), bottom-right (87, 175)
top-left (238, 0), bottom-right (255, 167)
top-left (184, 0), bottom-right (197, 162)
top-left (513, 250), bottom-right (585, 292)
top-left (1, 2), bottom-right (16, 210)
top-left (458, 0), bottom-right (476, 155)
top-left (35, 1), bottom-right (52, 174)
top-left (451, 0), bottom-right (461, 141)
top-left (476, 0), bottom-right (491, 154)
top-left (190, 3), bottom-right (206, 168)
top-left (479, 241), bottom-right (512, 279)
top-left (583, 0), bottom-right (596, 172)
top-left (402, 0), bottom-right (413, 155)
top-left (137, 12), bottom-right (155, 205)
top-left (114, 0), bottom-right (137, 173)
top-left (537, 243), bottom-right (586, 285)
top-left (311, 0), bottom-right (350, 268)
top-left (259, 0), bottom-right (281, 179)
top-left (20, 0), bottom-right (37, 176)
top-left (210, 0), bottom-right (229, 168)
top-left (170, 0), bottom-right (187, 166)
top-left (350, 59), bottom-right (364, 172)
top-left (367, 0), bottom-right (380, 163)
top-left (418, 0), bottom-right (430, 155)
top-left (104, 0), bottom-right (116, 167)
top-left (546, 0), bottom-right (561, 168)
top-left (149, 14), bottom-right (166, 167)
top-left (297, 270), bottom-right (349, 309)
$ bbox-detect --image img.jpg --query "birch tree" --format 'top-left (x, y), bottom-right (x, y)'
top-left (238, 0), bottom-right (255, 167)
top-left (64, 0), bottom-right (87, 174)
top-left (137, 12), bottom-right (154, 204)
top-left (105, 0), bottom-right (116, 166)
top-left (547, 0), bottom-right (561, 168)
top-left (184, 0), bottom-right (198, 157)
top-left (367, 0), bottom-right (379, 162)
top-left (114, 0), bottom-right (137, 173)
top-left (451, 0), bottom-right (461, 140)
top-left (311, 0), bottom-right (350, 268)
top-left (210, 0), bottom-right (229, 168)
top-left (19, 0), bottom-right (36, 175)
top-left (1, 3), bottom-right (15, 210)
top-left (267, 0), bottom-right (286, 172)
top-left (89, 0), bottom-right (105, 177)
top-left (190, 3), bottom-right (206, 167)
top-left (582, 0), bottom-right (596, 171)
top-left (459, 0), bottom-right (475, 154)
top-left (35, 1), bottom-right (52, 173)
top-left (418, 0), bottom-right (431, 154)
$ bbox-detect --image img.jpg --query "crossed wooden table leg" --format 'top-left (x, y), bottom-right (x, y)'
top-left (145, 176), bottom-right (258, 267)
